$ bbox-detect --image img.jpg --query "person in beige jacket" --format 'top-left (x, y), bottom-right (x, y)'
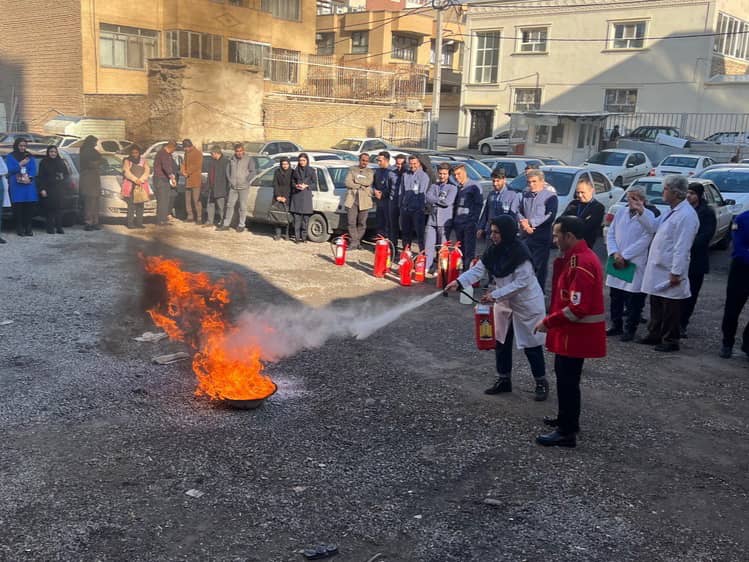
top-left (344, 153), bottom-right (375, 250)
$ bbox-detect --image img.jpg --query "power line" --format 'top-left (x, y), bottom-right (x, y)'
top-left (443, 28), bottom-right (749, 43)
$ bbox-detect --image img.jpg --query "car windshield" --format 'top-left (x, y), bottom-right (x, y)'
top-left (587, 152), bottom-right (626, 166)
top-left (241, 142), bottom-right (265, 153)
top-left (332, 139), bottom-right (361, 151)
top-left (660, 156), bottom-right (698, 168)
top-left (328, 167), bottom-right (350, 190)
top-left (699, 170), bottom-right (749, 193)
top-left (508, 170), bottom-right (575, 196)
top-left (252, 156), bottom-right (273, 169)
top-left (626, 180), bottom-right (667, 205)
top-left (101, 154), bottom-right (125, 175)
top-left (466, 159), bottom-right (493, 178)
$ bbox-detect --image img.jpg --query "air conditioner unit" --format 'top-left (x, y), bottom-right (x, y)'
top-left (405, 99), bottom-right (423, 112)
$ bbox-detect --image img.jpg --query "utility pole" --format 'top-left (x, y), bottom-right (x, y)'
top-left (429, 3), bottom-right (444, 150)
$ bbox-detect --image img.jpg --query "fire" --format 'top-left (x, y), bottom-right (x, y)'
top-left (143, 256), bottom-right (276, 401)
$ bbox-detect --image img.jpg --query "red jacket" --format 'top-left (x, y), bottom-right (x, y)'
top-left (543, 240), bottom-right (606, 358)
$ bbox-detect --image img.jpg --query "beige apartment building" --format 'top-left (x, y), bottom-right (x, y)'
top-left (458, 0), bottom-right (749, 150)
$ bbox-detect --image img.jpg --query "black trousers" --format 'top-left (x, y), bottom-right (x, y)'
top-left (206, 196), bottom-right (225, 226)
top-left (609, 288), bottom-right (647, 334)
top-left (526, 238), bottom-right (551, 293)
top-left (293, 213), bottom-right (310, 241)
top-left (154, 178), bottom-right (171, 224)
top-left (388, 202), bottom-right (400, 251)
top-left (646, 295), bottom-right (682, 345)
top-left (554, 354), bottom-right (585, 435)
top-left (453, 220), bottom-right (477, 271)
top-left (13, 201), bottom-right (35, 234)
top-left (126, 198), bottom-right (144, 227)
top-left (495, 322), bottom-right (545, 381)
top-left (45, 203), bottom-right (63, 231)
top-left (375, 198), bottom-right (390, 237)
top-left (721, 259), bottom-right (749, 352)
top-left (680, 271), bottom-right (705, 329)
top-left (400, 208), bottom-right (425, 251)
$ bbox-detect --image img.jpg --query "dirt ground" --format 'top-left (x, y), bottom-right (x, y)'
top-left (1, 221), bottom-right (747, 562)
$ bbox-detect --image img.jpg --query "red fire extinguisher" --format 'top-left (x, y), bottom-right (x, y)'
top-left (413, 251), bottom-right (427, 283)
top-left (373, 235), bottom-right (394, 278)
top-left (469, 257), bottom-right (481, 287)
top-left (474, 303), bottom-right (495, 350)
top-left (447, 242), bottom-right (463, 284)
top-left (398, 250), bottom-right (413, 286)
top-left (436, 242), bottom-right (451, 289)
top-left (331, 234), bottom-right (349, 266)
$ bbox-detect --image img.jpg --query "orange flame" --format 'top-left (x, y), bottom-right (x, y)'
top-left (143, 256), bottom-right (276, 401)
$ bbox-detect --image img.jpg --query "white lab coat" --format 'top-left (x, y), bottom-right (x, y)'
top-left (641, 199), bottom-right (699, 299)
top-left (605, 207), bottom-right (655, 293)
top-left (458, 259), bottom-right (546, 349)
top-left (0, 157), bottom-right (10, 207)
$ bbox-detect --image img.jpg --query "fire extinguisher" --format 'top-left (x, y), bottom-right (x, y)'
top-left (436, 242), bottom-right (451, 289)
top-left (331, 234), bottom-right (349, 266)
top-left (469, 257), bottom-right (481, 287)
top-left (373, 235), bottom-right (394, 278)
top-left (398, 250), bottom-right (413, 286)
top-left (447, 242), bottom-right (463, 284)
top-left (474, 303), bottom-right (495, 351)
top-left (413, 252), bottom-right (427, 283)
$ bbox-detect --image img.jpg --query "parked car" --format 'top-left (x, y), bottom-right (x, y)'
top-left (477, 129), bottom-right (526, 155)
top-left (695, 164), bottom-right (749, 214)
top-left (67, 137), bottom-right (133, 153)
top-left (604, 177), bottom-right (736, 249)
top-left (432, 154), bottom-right (494, 179)
top-left (55, 135), bottom-right (81, 149)
top-left (0, 131), bottom-right (58, 145)
top-left (480, 157), bottom-right (544, 178)
top-left (209, 140), bottom-right (303, 156)
top-left (703, 131), bottom-right (749, 145)
top-left (331, 137), bottom-right (395, 156)
top-left (624, 126), bottom-right (682, 142)
top-left (652, 154), bottom-right (715, 177)
top-left (142, 140), bottom-right (185, 160)
top-left (0, 146), bottom-right (80, 226)
top-left (583, 149), bottom-right (652, 187)
top-left (430, 156), bottom-right (492, 194)
top-left (508, 165), bottom-right (624, 223)
top-left (245, 160), bottom-right (376, 242)
top-left (270, 151), bottom-right (353, 164)
top-left (527, 156), bottom-right (568, 166)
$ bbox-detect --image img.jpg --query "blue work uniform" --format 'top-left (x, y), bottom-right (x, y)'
top-left (400, 168), bottom-right (430, 250)
top-left (518, 188), bottom-right (558, 292)
top-left (373, 167), bottom-right (392, 237)
top-left (424, 181), bottom-right (458, 269)
top-left (452, 180), bottom-right (483, 269)
top-left (388, 166), bottom-right (404, 250)
top-left (478, 187), bottom-right (519, 231)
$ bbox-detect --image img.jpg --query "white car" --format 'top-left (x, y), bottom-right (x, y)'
top-left (653, 154), bottom-right (715, 177)
top-left (477, 129), bottom-right (527, 155)
top-left (696, 164), bottom-right (749, 215)
top-left (704, 131), bottom-right (749, 145)
top-left (583, 149), bottom-right (652, 187)
top-left (270, 151), bottom-right (357, 164)
top-left (68, 137), bottom-right (133, 153)
top-left (481, 157), bottom-right (544, 178)
top-left (604, 177), bottom-right (735, 249)
top-left (331, 137), bottom-right (395, 157)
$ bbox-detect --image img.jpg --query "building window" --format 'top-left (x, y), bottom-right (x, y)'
top-left (610, 21), bottom-right (646, 49)
top-left (392, 34), bottom-right (420, 62)
top-left (167, 30), bottom-right (222, 61)
top-left (473, 31), bottom-right (500, 84)
top-left (714, 12), bottom-right (749, 61)
top-left (351, 31), bottom-right (368, 54)
top-left (268, 47), bottom-right (299, 83)
top-left (430, 40), bottom-right (455, 66)
top-left (604, 89), bottom-right (637, 112)
top-left (518, 27), bottom-right (547, 53)
top-left (99, 24), bottom-right (159, 70)
top-left (261, 0), bottom-right (301, 21)
top-left (316, 32), bottom-right (334, 55)
top-left (514, 88), bottom-right (541, 111)
top-left (228, 39), bottom-right (269, 68)
top-left (534, 123), bottom-right (564, 144)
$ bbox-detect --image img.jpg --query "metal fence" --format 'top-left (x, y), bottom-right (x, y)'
top-left (381, 118), bottom-right (430, 148)
top-left (267, 53), bottom-right (428, 104)
top-left (605, 112), bottom-right (749, 141)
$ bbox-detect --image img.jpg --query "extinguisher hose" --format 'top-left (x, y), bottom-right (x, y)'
top-left (442, 286), bottom-right (481, 303)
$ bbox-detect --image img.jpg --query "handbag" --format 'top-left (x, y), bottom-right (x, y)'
top-left (267, 200), bottom-right (291, 225)
top-left (132, 183), bottom-right (150, 204)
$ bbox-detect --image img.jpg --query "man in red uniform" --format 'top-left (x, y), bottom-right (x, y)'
top-left (534, 216), bottom-right (606, 447)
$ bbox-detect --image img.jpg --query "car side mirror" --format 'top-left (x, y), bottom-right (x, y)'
top-left (724, 198), bottom-right (736, 206)
top-left (626, 161), bottom-right (636, 168)
top-left (494, 135), bottom-right (502, 139)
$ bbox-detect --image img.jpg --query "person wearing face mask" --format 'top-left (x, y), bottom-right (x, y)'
top-left (5, 137), bottom-right (39, 236)
top-left (562, 177), bottom-right (605, 249)
top-left (446, 215), bottom-right (549, 402)
top-left (37, 145), bottom-right (70, 234)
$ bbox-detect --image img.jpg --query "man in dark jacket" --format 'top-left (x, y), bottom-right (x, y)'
top-left (388, 154), bottom-right (407, 253)
top-left (153, 141), bottom-right (177, 226)
top-left (680, 183), bottom-right (717, 337)
top-left (204, 146), bottom-right (229, 227)
top-left (451, 163), bottom-right (484, 269)
top-left (79, 135), bottom-right (103, 231)
top-left (519, 169), bottom-right (559, 292)
top-left (400, 155), bottom-right (430, 252)
top-left (720, 209), bottom-right (749, 359)
top-left (373, 151), bottom-right (392, 237)
top-left (562, 176), bottom-right (605, 249)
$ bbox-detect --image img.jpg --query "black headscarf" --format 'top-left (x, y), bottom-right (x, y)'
top-left (297, 152), bottom-right (310, 170)
top-left (688, 182), bottom-right (706, 204)
top-left (481, 215), bottom-right (532, 279)
top-left (127, 145), bottom-right (143, 166)
top-left (275, 157), bottom-right (293, 182)
top-left (11, 137), bottom-right (29, 161)
top-left (42, 145), bottom-right (67, 175)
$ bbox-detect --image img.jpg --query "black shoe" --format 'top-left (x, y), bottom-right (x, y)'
top-left (84, 225), bottom-right (93, 232)
top-left (485, 378), bottom-right (512, 395)
top-left (543, 416), bottom-right (559, 427)
top-left (126, 224), bottom-right (135, 230)
top-left (0, 236), bottom-right (5, 244)
top-left (46, 228), bottom-right (55, 234)
top-left (719, 346), bottom-right (733, 359)
top-left (56, 228), bottom-right (64, 234)
top-left (92, 224), bottom-right (102, 230)
top-left (620, 332), bottom-right (635, 342)
top-left (679, 326), bottom-right (688, 339)
top-left (637, 337), bottom-right (661, 345)
top-left (273, 234), bottom-right (280, 241)
top-left (606, 326), bottom-right (623, 336)
top-left (534, 380), bottom-right (549, 402)
top-left (236, 227), bottom-right (245, 233)
top-left (654, 343), bottom-right (679, 352)
top-left (536, 430), bottom-right (576, 448)
top-left (135, 224), bottom-right (146, 229)
top-left (216, 225), bottom-right (230, 231)
top-left (25, 229), bottom-right (33, 237)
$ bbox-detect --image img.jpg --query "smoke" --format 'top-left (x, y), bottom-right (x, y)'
top-left (226, 291), bottom-right (443, 362)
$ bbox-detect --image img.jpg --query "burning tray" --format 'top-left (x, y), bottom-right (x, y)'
top-left (222, 383), bottom-right (277, 410)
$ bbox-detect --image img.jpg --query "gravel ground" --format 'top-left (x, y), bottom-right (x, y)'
top-left (1, 221), bottom-right (747, 562)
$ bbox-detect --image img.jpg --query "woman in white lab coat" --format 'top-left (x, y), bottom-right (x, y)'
top-left (447, 215), bottom-right (548, 401)
top-left (605, 185), bottom-right (656, 341)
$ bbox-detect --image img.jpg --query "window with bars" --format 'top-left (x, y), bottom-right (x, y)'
top-left (316, 32), bottom-right (334, 55)
top-left (268, 47), bottom-right (299, 83)
top-left (99, 23), bottom-right (159, 70)
top-left (261, 0), bottom-right (301, 21)
top-left (514, 88), bottom-right (541, 111)
top-left (392, 34), bottom-right (420, 61)
top-left (518, 27), bottom-right (548, 53)
top-left (167, 30), bottom-right (222, 61)
top-left (473, 31), bottom-right (500, 84)
top-left (714, 12), bottom-right (749, 61)
top-left (534, 123), bottom-right (564, 144)
top-left (610, 21), bottom-right (646, 49)
top-left (351, 31), bottom-right (368, 54)
top-left (228, 39), bottom-right (269, 68)
top-left (604, 89), bottom-right (637, 113)
top-left (430, 40), bottom-right (456, 66)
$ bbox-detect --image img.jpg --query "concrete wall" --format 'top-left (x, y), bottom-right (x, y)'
top-left (83, 94), bottom-right (150, 143)
top-left (263, 98), bottom-right (418, 147)
top-left (0, 0), bottom-right (84, 132)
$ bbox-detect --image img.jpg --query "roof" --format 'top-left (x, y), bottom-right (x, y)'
top-left (506, 110), bottom-right (619, 119)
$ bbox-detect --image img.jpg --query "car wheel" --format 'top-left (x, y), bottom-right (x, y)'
top-left (480, 144), bottom-right (492, 155)
top-left (306, 213), bottom-right (329, 243)
top-left (614, 177), bottom-right (623, 187)
top-left (715, 229), bottom-right (731, 250)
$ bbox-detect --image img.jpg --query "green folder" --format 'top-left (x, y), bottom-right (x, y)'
top-left (605, 256), bottom-right (636, 283)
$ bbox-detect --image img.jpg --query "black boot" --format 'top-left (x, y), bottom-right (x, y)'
top-left (534, 379), bottom-right (549, 401)
top-left (485, 378), bottom-right (512, 395)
